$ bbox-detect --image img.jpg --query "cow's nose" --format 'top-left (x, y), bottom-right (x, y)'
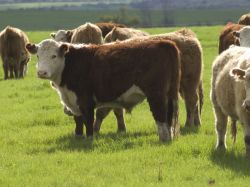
top-left (243, 100), bottom-right (250, 112)
top-left (37, 71), bottom-right (47, 77)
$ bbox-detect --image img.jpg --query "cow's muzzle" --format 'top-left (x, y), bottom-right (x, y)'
top-left (37, 70), bottom-right (48, 78)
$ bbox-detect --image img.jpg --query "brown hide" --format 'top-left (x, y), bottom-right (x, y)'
top-left (219, 23), bottom-right (244, 54)
top-left (95, 22), bottom-right (127, 37)
top-left (0, 26), bottom-right (30, 79)
top-left (238, 13), bottom-right (250, 25)
top-left (59, 40), bottom-right (181, 137)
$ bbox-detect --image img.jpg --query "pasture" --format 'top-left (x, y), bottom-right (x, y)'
top-left (0, 26), bottom-right (250, 186)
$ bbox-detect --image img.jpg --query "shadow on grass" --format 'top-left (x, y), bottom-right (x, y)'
top-left (180, 125), bottom-right (200, 136)
top-left (44, 131), bottom-right (171, 153)
top-left (210, 149), bottom-right (250, 176)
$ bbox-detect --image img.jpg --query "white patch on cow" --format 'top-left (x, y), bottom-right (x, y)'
top-left (53, 84), bottom-right (82, 116)
top-left (94, 85), bottom-right (145, 110)
top-left (238, 26), bottom-right (250, 47)
top-left (157, 122), bottom-right (171, 142)
top-left (54, 30), bottom-right (68, 42)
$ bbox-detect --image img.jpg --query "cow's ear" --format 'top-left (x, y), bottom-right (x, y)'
top-left (26, 43), bottom-right (38, 54)
top-left (50, 33), bottom-right (56, 38)
top-left (233, 31), bottom-right (240, 38)
top-left (230, 68), bottom-right (246, 80)
top-left (59, 43), bottom-right (69, 56)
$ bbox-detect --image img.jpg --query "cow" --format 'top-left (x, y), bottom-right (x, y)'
top-left (94, 28), bottom-right (203, 133)
top-left (50, 22), bottom-right (126, 43)
top-left (232, 25), bottom-right (250, 47)
top-left (218, 22), bottom-right (244, 54)
top-left (104, 27), bottom-right (149, 43)
top-left (0, 26), bottom-right (30, 79)
top-left (211, 45), bottom-right (250, 158)
top-left (26, 39), bottom-right (181, 142)
top-left (51, 22), bottom-right (103, 44)
top-left (238, 13), bottom-right (250, 25)
top-left (95, 22), bottom-right (127, 37)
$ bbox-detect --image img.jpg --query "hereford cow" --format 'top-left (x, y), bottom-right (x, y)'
top-left (218, 23), bottom-right (244, 54)
top-left (211, 46), bottom-right (250, 158)
top-left (238, 13), bottom-right (250, 25)
top-left (0, 26), bottom-right (30, 79)
top-left (104, 27), bottom-right (149, 43)
top-left (51, 22), bottom-right (103, 44)
top-left (94, 28), bottom-right (203, 133)
top-left (95, 22), bottom-right (127, 37)
top-left (26, 39), bottom-right (181, 142)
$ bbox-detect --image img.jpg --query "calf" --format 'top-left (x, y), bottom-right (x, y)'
top-left (0, 26), bottom-right (30, 79)
top-left (95, 22), bottom-right (127, 37)
top-left (211, 46), bottom-right (250, 158)
top-left (26, 39), bottom-right (181, 142)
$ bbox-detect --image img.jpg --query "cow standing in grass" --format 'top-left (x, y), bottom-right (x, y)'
top-left (211, 46), bottom-right (250, 158)
top-left (26, 39), bottom-right (181, 142)
top-left (95, 28), bottom-right (203, 133)
top-left (0, 26), bottom-right (30, 79)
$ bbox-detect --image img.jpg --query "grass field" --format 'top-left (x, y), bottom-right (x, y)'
top-left (1, 26), bottom-right (250, 186)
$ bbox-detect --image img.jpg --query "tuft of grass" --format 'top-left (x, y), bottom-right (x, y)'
top-left (0, 26), bottom-right (250, 186)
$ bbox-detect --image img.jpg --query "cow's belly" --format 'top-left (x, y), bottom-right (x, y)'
top-left (95, 85), bottom-right (145, 112)
top-left (57, 86), bottom-right (82, 116)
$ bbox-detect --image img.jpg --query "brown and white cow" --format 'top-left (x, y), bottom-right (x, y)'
top-left (51, 22), bottom-right (103, 44)
top-left (232, 25), bottom-right (250, 47)
top-left (0, 26), bottom-right (30, 79)
top-left (26, 39), bottom-right (181, 142)
top-left (95, 22), bottom-right (127, 37)
top-left (211, 46), bottom-right (250, 158)
top-left (94, 28), bottom-right (203, 133)
top-left (104, 27), bottom-right (149, 43)
top-left (238, 13), bottom-right (250, 25)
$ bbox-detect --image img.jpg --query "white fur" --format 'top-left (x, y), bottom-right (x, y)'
top-left (157, 122), bottom-right (171, 142)
top-left (53, 30), bottom-right (68, 42)
top-left (237, 26), bottom-right (250, 47)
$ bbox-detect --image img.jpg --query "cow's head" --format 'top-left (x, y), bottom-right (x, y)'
top-left (26, 39), bottom-right (69, 82)
top-left (50, 30), bottom-right (73, 42)
top-left (230, 67), bottom-right (250, 112)
top-left (233, 26), bottom-right (250, 47)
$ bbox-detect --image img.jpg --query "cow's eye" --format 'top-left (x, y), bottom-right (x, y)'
top-left (51, 55), bottom-right (57, 59)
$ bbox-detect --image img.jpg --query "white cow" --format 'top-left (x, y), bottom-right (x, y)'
top-left (211, 46), bottom-right (250, 157)
top-left (233, 26), bottom-right (250, 47)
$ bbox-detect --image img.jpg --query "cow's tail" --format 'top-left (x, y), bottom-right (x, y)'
top-left (198, 81), bottom-right (204, 115)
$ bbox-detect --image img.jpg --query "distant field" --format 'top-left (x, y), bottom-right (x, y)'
top-left (0, 26), bottom-right (250, 186)
top-left (0, 8), bottom-right (249, 30)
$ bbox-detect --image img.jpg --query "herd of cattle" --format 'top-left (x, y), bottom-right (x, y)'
top-left (1, 13), bottom-right (250, 157)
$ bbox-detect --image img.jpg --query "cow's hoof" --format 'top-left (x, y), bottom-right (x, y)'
top-left (117, 128), bottom-right (126, 133)
top-left (75, 133), bottom-right (84, 138)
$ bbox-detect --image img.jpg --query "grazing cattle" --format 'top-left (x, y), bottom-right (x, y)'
top-left (95, 22), bottom-right (127, 37)
top-left (104, 27), bottom-right (149, 43)
top-left (0, 26), bottom-right (30, 79)
top-left (26, 39), bottom-right (181, 142)
top-left (211, 46), bottom-right (250, 158)
top-left (51, 23), bottom-right (103, 44)
top-left (238, 13), bottom-right (250, 25)
top-left (94, 28), bottom-right (203, 133)
top-left (218, 22), bottom-right (244, 54)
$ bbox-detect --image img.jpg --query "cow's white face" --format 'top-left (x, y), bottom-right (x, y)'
top-left (231, 67), bottom-right (250, 112)
top-left (52, 30), bottom-right (68, 42)
top-left (26, 39), bottom-right (68, 83)
top-left (234, 26), bottom-right (250, 47)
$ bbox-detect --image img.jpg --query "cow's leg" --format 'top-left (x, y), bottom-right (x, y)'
top-left (3, 62), bottom-right (9, 80)
top-left (113, 108), bottom-right (126, 132)
top-left (93, 108), bottom-right (112, 133)
top-left (19, 61), bottom-right (25, 78)
top-left (9, 65), bottom-right (14, 79)
top-left (85, 108), bottom-right (94, 137)
top-left (147, 95), bottom-right (170, 142)
top-left (183, 86), bottom-right (200, 127)
top-left (214, 105), bottom-right (228, 150)
top-left (14, 63), bottom-right (19, 78)
top-left (74, 115), bottom-right (84, 137)
top-left (243, 124), bottom-right (250, 158)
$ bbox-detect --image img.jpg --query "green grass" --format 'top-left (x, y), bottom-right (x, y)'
top-left (1, 26), bottom-right (250, 186)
